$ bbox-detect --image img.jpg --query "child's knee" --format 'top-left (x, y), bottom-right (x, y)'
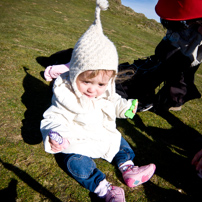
top-left (66, 154), bottom-right (96, 179)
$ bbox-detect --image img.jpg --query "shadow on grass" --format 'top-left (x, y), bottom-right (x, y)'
top-left (21, 48), bottom-right (73, 145)
top-left (116, 110), bottom-right (202, 201)
top-left (20, 50), bottom-right (202, 201)
top-left (0, 159), bottom-right (62, 202)
top-left (0, 178), bottom-right (17, 202)
top-left (36, 48), bottom-right (73, 67)
top-left (21, 67), bottom-right (52, 145)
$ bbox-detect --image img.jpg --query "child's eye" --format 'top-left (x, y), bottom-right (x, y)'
top-left (99, 83), bottom-right (105, 87)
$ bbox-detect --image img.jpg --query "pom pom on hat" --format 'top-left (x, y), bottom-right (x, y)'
top-left (69, 0), bottom-right (118, 97)
top-left (96, 0), bottom-right (109, 11)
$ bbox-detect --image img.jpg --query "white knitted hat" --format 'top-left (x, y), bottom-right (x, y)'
top-left (69, 0), bottom-right (118, 98)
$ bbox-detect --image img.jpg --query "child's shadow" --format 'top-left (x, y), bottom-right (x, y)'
top-left (36, 48), bottom-right (73, 70)
top-left (21, 48), bottom-right (73, 145)
top-left (21, 67), bottom-right (52, 144)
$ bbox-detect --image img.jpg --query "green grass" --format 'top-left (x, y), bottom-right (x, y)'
top-left (0, 0), bottom-right (202, 201)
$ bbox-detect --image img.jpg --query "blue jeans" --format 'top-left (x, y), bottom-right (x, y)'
top-left (62, 137), bottom-right (135, 192)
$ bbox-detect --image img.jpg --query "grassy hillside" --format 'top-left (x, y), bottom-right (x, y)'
top-left (0, 0), bottom-right (202, 201)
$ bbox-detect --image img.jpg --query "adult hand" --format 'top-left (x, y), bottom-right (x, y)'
top-left (191, 149), bottom-right (202, 171)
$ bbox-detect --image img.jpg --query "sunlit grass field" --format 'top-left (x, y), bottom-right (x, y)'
top-left (0, 0), bottom-right (202, 201)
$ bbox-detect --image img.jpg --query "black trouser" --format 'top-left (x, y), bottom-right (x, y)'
top-left (116, 39), bottom-right (201, 107)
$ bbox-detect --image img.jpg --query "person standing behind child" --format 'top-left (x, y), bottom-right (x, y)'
top-left (40, 0), bottom-right (156, 201)
top-left (154, 0), bottom-right (202, 111)
top-left (116, 0), bottom-right (202, 112)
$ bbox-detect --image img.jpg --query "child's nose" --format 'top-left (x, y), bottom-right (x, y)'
top-left (87, 86), bottom-right (95, 93)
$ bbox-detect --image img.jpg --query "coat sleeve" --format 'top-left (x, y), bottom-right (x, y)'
top-left (111, 93), bottom-right (134, 118)
top-left (40, 104), bottom-right (75, 154)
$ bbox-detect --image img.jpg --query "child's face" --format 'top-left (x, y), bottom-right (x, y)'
top-left (76, 70), bottom-right (113, 99)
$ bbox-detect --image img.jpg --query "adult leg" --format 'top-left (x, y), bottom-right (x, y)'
top-left (165, 64), bottom-right (201, 109)
top-left (183, 64), bottom-right (201, 103)
top-left (154, 46), bottom-right (194, 110)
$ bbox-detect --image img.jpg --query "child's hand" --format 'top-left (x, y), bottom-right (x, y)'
top-left (125, 99), bottom-right (138, 119)
top-left (44, 63), bottom-right (70, 81)
top-left (49, 137), bottom-right (64, 152)
top-left (192, 149), bottom-right (202, 171)
top-left (48, 131), bottom-right (70, 152)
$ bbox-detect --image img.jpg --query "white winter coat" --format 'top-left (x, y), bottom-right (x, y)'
top-left (40, 71), bottom-right (133, 162)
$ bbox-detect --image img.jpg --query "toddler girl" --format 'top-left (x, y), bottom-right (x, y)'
top-left (40, 0), bottom-right (156, 201)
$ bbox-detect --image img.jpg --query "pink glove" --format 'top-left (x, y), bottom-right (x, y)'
top-left (44, 62), bottom-right (70, 81)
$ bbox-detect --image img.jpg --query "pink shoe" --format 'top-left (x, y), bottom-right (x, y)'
top-left (105, 186), bottom-right (125, 202)
top-left (122, 164), bottom-right (156, 188)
